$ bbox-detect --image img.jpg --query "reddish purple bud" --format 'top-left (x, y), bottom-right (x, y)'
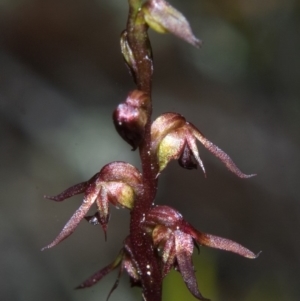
top-left (113, 90), bottom-right (150, 150)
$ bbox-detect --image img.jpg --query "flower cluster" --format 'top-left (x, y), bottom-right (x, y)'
top-left (72, 205), bottom-right (257, 301)
top-left (43, 1), bottom-right (258, 301)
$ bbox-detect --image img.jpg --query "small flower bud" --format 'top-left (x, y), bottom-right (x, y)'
top-left (113, 90), bottom-right (150, 150)
top-left (142, 0), bottom-right (202, 47)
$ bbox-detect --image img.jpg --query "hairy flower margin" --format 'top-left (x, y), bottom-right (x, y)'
top-left (42, 1), bottom-right (259, 300)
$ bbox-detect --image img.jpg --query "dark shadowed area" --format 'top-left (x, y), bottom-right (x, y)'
top-left (0, 1), bottom-right (299, 301)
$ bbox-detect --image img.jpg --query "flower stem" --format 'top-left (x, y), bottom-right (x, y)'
top-left (126, 1), bottom-right (162, 300)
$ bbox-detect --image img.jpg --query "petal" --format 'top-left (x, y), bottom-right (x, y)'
top-left (190, 124), bottom-right (256, 178)
top-left (44, 172), bottom-right (100, 202)
top-left (186, 131), bottom-right (206, 176)
top-left (96, 186), bottom-right (110, 240)
top-left (195, 231), bottom-right (258, 259)
top-left (76, 250), bottom-right (123, 289)
top-left (161, 236), bottom-right (176, 277)
top-left (122, 255), bottom-right (140, 284)
top-left (99, 162), bottom-right (143, 194)
top-left (145, 205), bottom-right (183, 229)
top-left (123, 238), bottom-right (142, 287)
top-left (106, 267), bottom-right (123, 301)
top-left (174, 230), bottom-right (209, 300)
top-left (41, 186), bottom-right (100, 250)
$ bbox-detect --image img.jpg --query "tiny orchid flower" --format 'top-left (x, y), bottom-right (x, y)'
top-left (142, 0), bottom-right (202, 47)
top-left (42, 162), bottom-right (142, 250)
top-left (151, 112), bottom-right (256, 178)
top-left (143, 205), bottom-right (259, 300)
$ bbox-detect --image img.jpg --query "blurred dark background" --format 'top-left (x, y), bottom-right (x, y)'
top-left (0, 1), bottom-right (299, 301)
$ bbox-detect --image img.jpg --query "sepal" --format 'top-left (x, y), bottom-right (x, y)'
top-left (76, 237), bottom-right (141, 299)
top-left (142, 0), bottom-right (201, 47)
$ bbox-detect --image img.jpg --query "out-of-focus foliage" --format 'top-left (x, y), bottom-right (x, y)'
top-left (0, 1), bottom-right (299, 301)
